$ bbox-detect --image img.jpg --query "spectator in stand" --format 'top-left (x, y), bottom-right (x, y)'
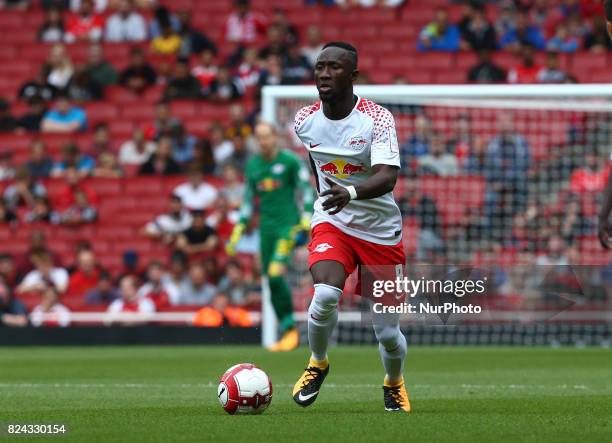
top-left (270, 6), bottom-right (299, 45)
top-left (224, 0), bottom-right (267, 46)
top-left (176, 8), bottom-right (217, 56)
top-left (17, 250), bottom-right (69, 295)
top-left (209, 123), bottom-right (235, 168)
top-left (0, 152), bottom-right (15, 180)
top-left (547, 22), bottom-right (579, 52)
top-left (30, 285), bottom-right (71, 327)
top-left (192, 292), bottom-right (253, 327)
top-left (148, 5), bottom-right (180, 39)
top-left (226, 103), bottom-right (253, 140)
top-left (417, 132), bottom-right (459, 176)
top-left (398, 173), bottom-right (444, 261)
top-left (417, 8), bottom-right (461, 51)
top-left (137, 261), bottom-right (174, 309)
top-left (104, 0), bottom-right (147, 42)
top-left (208, 67), bottom-right (244, 102)
top-left (301, 25), bottom-right (323, 67)
top-left (42, 44), bottom-right (74, 92)
top-left (336, 0), bottom-right (404, 6)
top-left (120, 47), bottom-right (157, 94)
top-left (41, 94), bottom-right (88, 133)
top-left (66, 65), bottom-right (103, 102)
top-left (17, 96), bottom-right (47, 133)
top-left (446, 112), bottom-right (472, 161)
top-left (175, 210), bottom-right (218, 256)
top-left (178, 261), bottom-right (217, 305)
top-left (174, 166), bottom-right (218, 211)
top-left (463, 135), bottom-right (488, 175)
top-left (256, 54), bottom-right (285, 101)
top-left (507, 45), bottom-right (544, 84)
top-left (217, 260), bottom-right (260, 306)
top-left (3, 167), bottom-right (47, 211)
top-left (192, 48), bottom-right (219, 97)
top-left (0, 280), bottom-right (28, 327)
top-left (64, 0), bottom-right (105, 43)
top-left (25, 140), bottom-right (54, 179)
top-left (187, 140), bottom-right (213, 176)
top-left (560, 195), bottom-right (592, 244)
top-left (93, 152), bottom-right (123, 178)
top-left (585, 16), bottom-right (612, 51)
top-left (170, 123), bottom-right (197, 165)
top-left (401, 113), bottom-right (431, 161)
top-left (151, 100), bottom-right (179, 140)
top-left (119, 127), bottom-right (157, 166)
top-left (499, 10), bottom-right (546, 51)
top-left (57, 188), bottom-right (98, 225)
top-left (66, 249), bottom-right (99, 299)
top-left (17, 229), bottom-right (61, 275)
top-left (85, 44), bottom-right (118, 88)
top-left (569, 148), bottom-right (608, 192)
top-left (259, 24), bottom-right (289, 59)
top-left (537, 52), bottom-right (568, 83)
top-left (51, 144), bottom-right (95, 178)
top-left (151, 22), bottom-right (182, 55)
top-left (467, 49), bottom-right (507, 83)
top-left (0, 200), bottom-right (18, 225)
top-left (160, 250), bottom-right (189, 303)
top-left (0, 0), bottom-right (30, 10)
top-left (0, 99), bottom-right (17, 132)
top-left (19, 72), bottom-right (57, 103)
top-left (281, 44), bottom-right (313, 84)
top-left (54, 164), bottom-right (97, 209)
top-left (38, 6), bottom-right (65, 43)
top-left (164, 59), bottom-right (202, 100)
top-left (107, 275), bottom-right (156, 325)
top-left (0, 254), bottom-right (19, 287)
top-left (139, 135), bottom-right (181, 175)
top-left (536, 235), bottom-right (569, 266)
top-left (70, 0), bottom-right (106, 12)
top-left (90, 122), bottom-right (112, 154)
top-left (460, 4), bottom-right (497, 51)
top-left (85, 270), bottom-right (119, 305)
top-left (236, 47), bottom-right (263, 89)
top-left (484, 112), bottom-right (531, 234)
top-left (205, 194), bottom-right (239, 243)
top-left (24, 196), bottom-right (56, 223)
top-left (221, 164), bottom-right (245, 209)
top-left (142, 193), bottom-right (193, 244)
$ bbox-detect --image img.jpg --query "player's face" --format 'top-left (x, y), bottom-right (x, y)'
top-left (314, 47), bottom-right (357, 102)
top-left (255, 124), bottom-right (277, 156)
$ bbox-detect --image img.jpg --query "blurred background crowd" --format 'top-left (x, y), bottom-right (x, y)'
top-left (1, 0), bottom-right (611, 328)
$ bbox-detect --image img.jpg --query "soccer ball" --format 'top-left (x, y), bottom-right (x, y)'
top-left (217, 363), bottom-right (273, 415)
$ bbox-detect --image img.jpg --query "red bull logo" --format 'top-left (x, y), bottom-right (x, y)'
top-left (318, 159), bottom-right (366, 179)
top-left (348, 136), bottom-right (368, 150)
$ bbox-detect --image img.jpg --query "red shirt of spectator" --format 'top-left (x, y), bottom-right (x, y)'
top-left (508, 46), bottom-right (543, 84)
top-left (224, 1), bottom-right (267, 44)
top-left (65, 0), bottom-right (105, 43)
top-left (67, 249), bottom-right (100, 299)
top-left (55, 168), bottom-right (98, 211)
top-left (569, 152), bottom-right (609, 192)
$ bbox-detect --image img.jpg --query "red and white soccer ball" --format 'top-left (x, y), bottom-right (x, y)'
top-left (218, 363), bottom-right (273, 415)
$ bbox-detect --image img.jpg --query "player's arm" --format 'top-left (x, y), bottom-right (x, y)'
top-left (321, 165), bottom-right (399, 215)
top-left (598, 164), bottom-right (612, 249)
top-left (226, 167), bottom-right (255, 255)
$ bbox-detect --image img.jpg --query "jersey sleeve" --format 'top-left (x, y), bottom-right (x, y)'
top-left (238, 161), bottom-right (255, 225)
top-left (293, 102), bottom-right (320, 142)
top-left (292, 154), bottom-right (315, 216)
top-left (370, 106), bottom-right (401, 168)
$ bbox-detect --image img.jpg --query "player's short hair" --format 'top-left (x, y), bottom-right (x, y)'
top-left (606, 0), bottom-right (612, 21)
top-left (321, 41), bottom-right (358, 69)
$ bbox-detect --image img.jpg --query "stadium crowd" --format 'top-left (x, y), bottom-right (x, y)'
top-left (1, 0), bottom-right (611, 328)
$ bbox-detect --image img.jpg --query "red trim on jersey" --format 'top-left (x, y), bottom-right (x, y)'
top-left (294, 101), bottom-right (321, 132)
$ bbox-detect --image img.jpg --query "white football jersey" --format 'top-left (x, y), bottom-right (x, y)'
top-left (294, 96), bottom-right (402, 245)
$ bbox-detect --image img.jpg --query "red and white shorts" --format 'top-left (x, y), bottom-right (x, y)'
top-left (307, 222), bottom-right (406, 296)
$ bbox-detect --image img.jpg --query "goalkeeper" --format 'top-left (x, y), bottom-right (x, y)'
top-left (226, 122), bottom-right (315, 352)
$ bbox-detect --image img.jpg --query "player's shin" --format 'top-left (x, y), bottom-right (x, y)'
top-left (308, 284), bottom-right (342, 362)
top-left (374, 323), bottom-right (407, 384)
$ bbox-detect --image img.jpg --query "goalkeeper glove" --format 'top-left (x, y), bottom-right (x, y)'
top-left (293, 213), bottom-right (312, 247)
top-left (226, 222), bottom-right (246, 256)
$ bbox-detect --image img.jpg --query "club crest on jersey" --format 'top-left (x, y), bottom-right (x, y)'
top-left (257, 178), bottom-right (281, 192)
top-left (347, 136), bottom-right (368, 151)
top-left (313, 242), bottom-right (334, 253)
top-left (317, 159), bottom-right (366, 179)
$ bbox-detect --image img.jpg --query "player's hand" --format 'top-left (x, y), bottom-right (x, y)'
top-left (321, 178), bottom-right (351, 215)
top-left (226, 223), bottom-right (246, 256)
top-left (598, 218), bottom-right (612, 249)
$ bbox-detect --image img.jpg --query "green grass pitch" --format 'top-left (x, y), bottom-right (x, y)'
top-left (1, 345), bottom-right (611, 442)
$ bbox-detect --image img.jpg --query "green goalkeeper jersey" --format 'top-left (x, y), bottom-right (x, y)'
top-left (239, 150), bottom-right (314, 232)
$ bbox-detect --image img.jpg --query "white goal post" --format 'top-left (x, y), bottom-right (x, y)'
top-left (259, 83), bottom-right (612, 347)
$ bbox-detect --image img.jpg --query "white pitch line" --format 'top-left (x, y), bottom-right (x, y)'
top-left (0, 383), bottom-right (594, 390)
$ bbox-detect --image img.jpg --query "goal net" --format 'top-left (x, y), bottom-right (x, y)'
top-left (260, 84), bottom-right (612, 347)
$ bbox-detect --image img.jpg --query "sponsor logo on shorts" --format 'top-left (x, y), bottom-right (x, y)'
top-left (313, 243), bottom-right (334, 253)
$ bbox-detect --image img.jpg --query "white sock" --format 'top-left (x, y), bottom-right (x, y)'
top-left (374, 323), bottom-right (407, 384)
top-left (308, 283), bottom-right (342, 362)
